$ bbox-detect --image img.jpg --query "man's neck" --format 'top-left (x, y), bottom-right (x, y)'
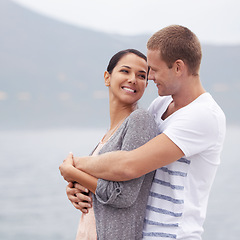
top-left (162, 78), bottom-right (205, 120)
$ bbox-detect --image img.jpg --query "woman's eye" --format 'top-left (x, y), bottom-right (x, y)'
top-left (120, 69), bottom-right (128, 73)
top-left (139, 75), bottom-right (146, 80)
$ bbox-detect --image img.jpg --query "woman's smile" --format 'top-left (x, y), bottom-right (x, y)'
top-left (121, 86), bottom-right (137, 93)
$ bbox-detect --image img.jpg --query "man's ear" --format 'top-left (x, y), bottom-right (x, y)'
top-left (104, 71), bottom-right (110, 86)
top-left (174, 59), bottom-right (185, 75)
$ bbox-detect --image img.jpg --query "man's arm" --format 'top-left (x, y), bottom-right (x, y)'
top-left (59, 153), bottom-right (98, 193)
top-left (74, 133), bottom-right (184, 181)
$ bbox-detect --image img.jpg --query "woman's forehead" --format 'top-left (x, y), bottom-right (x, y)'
top-left (116, 53), bottom-right (147, 70)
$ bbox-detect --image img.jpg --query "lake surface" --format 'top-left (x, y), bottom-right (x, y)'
top-left (0, 126), bottom-right (239, 240)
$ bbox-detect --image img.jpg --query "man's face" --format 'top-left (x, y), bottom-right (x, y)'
top-left (147, 50), bottom-right (178, 96)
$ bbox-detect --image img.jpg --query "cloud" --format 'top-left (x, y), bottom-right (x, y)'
top-left (58, 92), bottom-right (71, 101)
top-left (93, 90), bottom-right (108, 99)
top-left (17, 92), bottom-right (31, 101)
top-left (212, 83), bottom-right (229, 92)
top-left (0, 91), bottom-right (8, 101)
top-left (12, 0), bottom-right (240, 44)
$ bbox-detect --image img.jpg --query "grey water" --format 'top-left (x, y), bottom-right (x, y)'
top-left (0, 126), bottom-right (239, 240)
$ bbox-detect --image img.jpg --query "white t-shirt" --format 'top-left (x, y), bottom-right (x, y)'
top-left (143, 93), bottom-right (226, 239)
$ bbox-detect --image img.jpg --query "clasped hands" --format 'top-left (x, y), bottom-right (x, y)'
top-left (59, 153), bottom-right (92, 213)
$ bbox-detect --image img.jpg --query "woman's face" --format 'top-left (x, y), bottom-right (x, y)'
top-left (105, 53), bottom-right (148, 106)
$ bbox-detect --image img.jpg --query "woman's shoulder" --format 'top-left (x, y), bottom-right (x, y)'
top-left (122, 108), bottom-right (158, 140)
top-left (127, 108), bottom-right (157, 128)
top-left (128, 108), bottom-right (153, 120)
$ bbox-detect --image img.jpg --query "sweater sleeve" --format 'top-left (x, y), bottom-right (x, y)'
top-left (95, 109), bottom-right (158, 208)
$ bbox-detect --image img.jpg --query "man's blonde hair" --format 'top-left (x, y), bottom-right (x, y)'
top-left (147, 25), bottom-right (202, 76)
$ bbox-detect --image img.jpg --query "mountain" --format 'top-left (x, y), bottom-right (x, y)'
top-left (0, 0), bottom-right (239, 130)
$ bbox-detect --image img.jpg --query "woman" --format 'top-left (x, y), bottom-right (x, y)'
top-left (59, 49), bottom-right (158, 239)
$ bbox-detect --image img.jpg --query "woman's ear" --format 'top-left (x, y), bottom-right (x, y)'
top-left (104, 71), bottom-right (110, 86)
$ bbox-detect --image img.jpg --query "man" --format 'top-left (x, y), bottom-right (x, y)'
top-left (69, 25), bottom-right (226, 239)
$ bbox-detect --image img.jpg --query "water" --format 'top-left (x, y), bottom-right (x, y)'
top-left (202, 125), bottom-right (240, 240)
top-left (0, 126), bottom-right (239, 240)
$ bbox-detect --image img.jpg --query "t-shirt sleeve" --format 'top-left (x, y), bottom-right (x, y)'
top-left (95, 109), bottom-right (158, 208)
top-left (163, 106), bottom-right (221, 158)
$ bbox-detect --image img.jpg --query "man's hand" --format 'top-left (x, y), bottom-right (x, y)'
top-left (66, 182), bottom-right (92, 213)
top-left (73, 155), bottom-right (88, 170)
top-left (59, 153), bottom-right (75, 182)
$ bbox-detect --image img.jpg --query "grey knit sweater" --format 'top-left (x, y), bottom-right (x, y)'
top-left (92, 109), bottom-right (158, 240)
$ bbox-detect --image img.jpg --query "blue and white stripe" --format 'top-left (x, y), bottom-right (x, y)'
top-left (143, 157), bottom-right (191, 239)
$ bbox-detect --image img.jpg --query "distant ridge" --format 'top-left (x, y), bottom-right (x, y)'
top-left (0, 0), bottom-right (239, 129)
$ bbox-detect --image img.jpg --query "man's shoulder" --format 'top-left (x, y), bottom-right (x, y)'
top-left (185, 92), bottom-right (225, 121)
top-left (166, 93), bottom-right (226, 138)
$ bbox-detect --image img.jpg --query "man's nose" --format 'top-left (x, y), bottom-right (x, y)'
top-left (148, 69), bottom-right (155, 82)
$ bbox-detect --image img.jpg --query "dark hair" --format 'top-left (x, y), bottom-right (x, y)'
top-left (107, 49), bottom-right (147, 74)
top-left (147, 25), bottom-right (202, 76)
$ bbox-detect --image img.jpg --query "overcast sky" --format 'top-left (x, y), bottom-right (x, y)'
top-left (12, 0), bottom-right (240, 45)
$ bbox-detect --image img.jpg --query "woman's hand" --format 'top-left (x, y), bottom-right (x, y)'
top-left (66, 182), bottom-right (92, 213)
top-left (59, 153), bottom-right (75, 182)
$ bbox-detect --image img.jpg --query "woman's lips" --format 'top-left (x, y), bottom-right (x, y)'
top-left (122, 86), bottom-right (136, 93)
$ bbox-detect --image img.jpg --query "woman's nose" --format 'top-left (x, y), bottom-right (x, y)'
top-left (128, 74), bottom-right (137, 84)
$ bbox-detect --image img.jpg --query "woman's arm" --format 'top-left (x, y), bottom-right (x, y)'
top-left (59, 153), bottom-right (98, 194)
top-left (93, 109), bottom-right (158, 208)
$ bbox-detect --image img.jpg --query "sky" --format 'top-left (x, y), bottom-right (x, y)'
top-left (11, 0), bottom-right (240, 45)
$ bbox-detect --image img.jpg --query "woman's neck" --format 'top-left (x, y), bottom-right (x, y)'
top-left (109, 101), bottom-right (137, 130)
top-left (100, 101), bottom-right (136, 144)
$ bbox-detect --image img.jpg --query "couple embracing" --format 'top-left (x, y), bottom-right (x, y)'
top-left (59, 25), bottom-right (226, 240)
